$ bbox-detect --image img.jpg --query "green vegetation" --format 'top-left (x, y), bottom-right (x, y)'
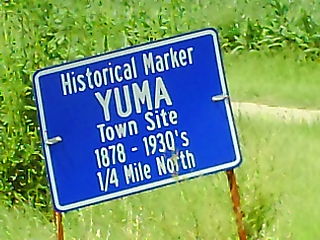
top-left (0, 0), bottom-right (319, 239)
top-left (1, 0), bottom-right (319, 206)
top-left (225, 50), bottom-right (320, 108)
top-left (1, 116), bottom-right (319, 239)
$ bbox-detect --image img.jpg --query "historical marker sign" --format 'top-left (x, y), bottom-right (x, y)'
top-left (33, 28), bottom-right (241, 212)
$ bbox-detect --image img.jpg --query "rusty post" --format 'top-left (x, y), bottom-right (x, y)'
top-left (226, 169), bottom-right (247, 240)
top-left (54, 210), bottom-right (64, 240)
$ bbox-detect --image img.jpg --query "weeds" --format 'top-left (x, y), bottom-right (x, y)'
top-left (0, 0), bottom-right (319, 211)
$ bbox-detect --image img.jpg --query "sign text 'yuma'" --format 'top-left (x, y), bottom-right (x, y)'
top-left (60, 47), bottom-right (193, 122)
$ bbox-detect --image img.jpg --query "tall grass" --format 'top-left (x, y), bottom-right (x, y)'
top-left (1, 115), bottom-right (319, 239)
top-left (0, 0), bottom-right (319, 210)
top-left (225, 49), bottom-right (320, 108)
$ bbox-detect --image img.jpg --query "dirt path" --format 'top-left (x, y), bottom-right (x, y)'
top-left (231, 102), bottom-right (320, 123)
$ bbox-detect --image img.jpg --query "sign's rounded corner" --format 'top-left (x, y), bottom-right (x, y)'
top-left (231, 156), bottom-right (242, 169)
top-left (53, 198), bottom-right (68, 212)
top-left (202, 27), bottom-right (219, 37)
top-left (33, 69), bottom-right (44, 86)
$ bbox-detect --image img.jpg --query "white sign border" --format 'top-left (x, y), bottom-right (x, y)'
top-left (33, 28), bottom-right (241, 212)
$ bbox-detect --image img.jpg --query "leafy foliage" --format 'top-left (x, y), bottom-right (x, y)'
top-left (0, 0), bottom-right (319, 209)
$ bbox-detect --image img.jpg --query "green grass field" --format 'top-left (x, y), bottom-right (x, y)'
top-left (225, 50), bottom-right (320, 109)
top-left (1, 116), bottom-right (319, 239)
top-left (1, 0), bottom-right (319, 239)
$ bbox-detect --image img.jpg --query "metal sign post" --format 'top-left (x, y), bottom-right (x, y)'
top-left (226, 170), bottom-right (247, 240)
top-left (53, 210), bottom-right (64, 240)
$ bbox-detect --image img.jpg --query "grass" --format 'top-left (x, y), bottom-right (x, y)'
top-left (237, 115), bottom-right (320, 239)
top-left (1, 115), bottom-right (319, 239)
top-left (224, 49), bottom-right (320, 109)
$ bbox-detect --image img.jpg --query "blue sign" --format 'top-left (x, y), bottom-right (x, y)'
top-left (33, 28), bottom-right (241, 212)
